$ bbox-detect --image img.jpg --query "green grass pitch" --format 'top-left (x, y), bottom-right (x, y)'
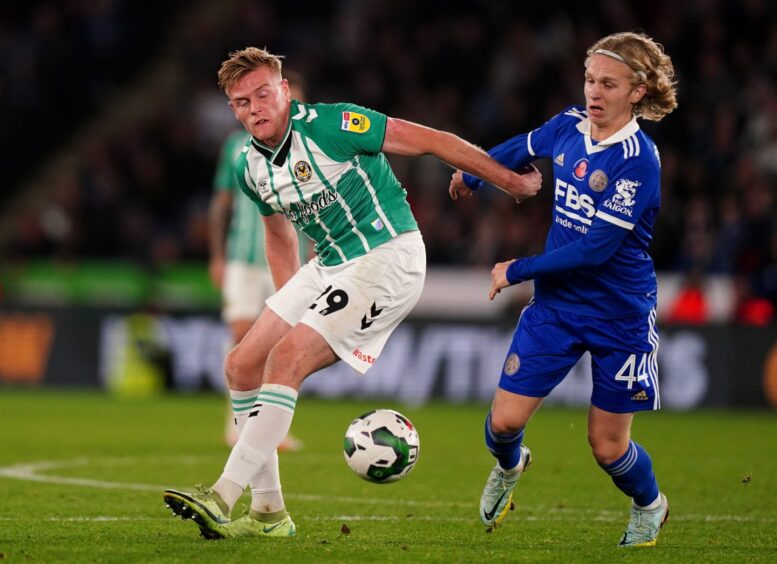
top-left (1, 390), bottom-right (776, 562)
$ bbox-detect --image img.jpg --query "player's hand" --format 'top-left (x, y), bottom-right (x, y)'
top-left (209, 257), bottom-right (225, 289)
top-left (489, 259), bottom-right (516, 300)
top-left (510, 164), bottom-right (542, 203)
top-left (449, 170), bottom-right (474, 200)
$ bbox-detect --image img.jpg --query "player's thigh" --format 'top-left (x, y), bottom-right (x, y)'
top-left (299, 232), bottom-right (426, 374)
top-left (588, 309), bottom-right (660, 413)
top-left (222, 262), bottom-right (274, 323)
top-left (498, 301), bottom-right (583, 398)
top-left (265, 322), bottom-right (339, 388)
top-left (229, 306), bottom-right (293, 378)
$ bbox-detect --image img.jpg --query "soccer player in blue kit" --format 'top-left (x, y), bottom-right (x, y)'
top-left (449, 32), bottom-right (678, 546)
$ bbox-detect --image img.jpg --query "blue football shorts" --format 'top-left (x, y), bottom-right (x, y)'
top-left (498, 300), bottom-right (660, 413)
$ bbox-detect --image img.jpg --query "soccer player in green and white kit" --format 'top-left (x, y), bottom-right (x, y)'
top-left (163, 46), bottom-right (542, 539)
top-left (208, 72), bottom-right (308, 451)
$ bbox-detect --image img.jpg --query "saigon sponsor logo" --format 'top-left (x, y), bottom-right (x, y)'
top-left (602, 178), bottom-right (640, 217)
top-left (504, 353), bottom-right (520, 375)
top-left (352, 347), bottom-right (376, 365)
top-left (341, 111), bottom-right (371, 133)
top-left (588, 169), bottom-right (608, 192)
top-left (294, 160), bottom-right (312, 183)
top-left (572, 158), bottom-right (589, 181)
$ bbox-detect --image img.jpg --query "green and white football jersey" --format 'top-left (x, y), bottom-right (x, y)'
top-left (235, 101), bottom-right (419, 267)
top-left (214, 129), bottom-right (268, 266)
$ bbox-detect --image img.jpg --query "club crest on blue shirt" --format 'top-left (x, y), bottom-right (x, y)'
top-left (504, 353), bottom-right (520, 375)
top-left (572, 158), bottom-right (589, 180)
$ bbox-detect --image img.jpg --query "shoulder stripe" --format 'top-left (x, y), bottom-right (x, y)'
top-left (595, 210), bottom-right (634, 230)
top-left (292, 104), bottom-right (307, 120)
top-left (563, 108), bottom-right (587, 120)
top-left (621, 134), bottom-right (641, 160)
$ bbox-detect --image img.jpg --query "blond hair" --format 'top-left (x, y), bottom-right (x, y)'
top-left (586, 32), bottom-right (678, 121)
top-left (217, 47), bottom-right (284, 93)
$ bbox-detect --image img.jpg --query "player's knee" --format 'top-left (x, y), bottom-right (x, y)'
top-left (489, 410), bottom-right (524, 435)
top-left (224, 344), bottom-right (254, 389)
top-left (588, 433), bottom-right (626, 465)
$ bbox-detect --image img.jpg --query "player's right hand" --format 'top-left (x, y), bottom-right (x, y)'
top-left (510, 164), bottom-right (542, 203)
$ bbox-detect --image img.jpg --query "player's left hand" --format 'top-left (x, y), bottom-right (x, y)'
top-left (449, 170), bottom-right (474, 200)
top-left (489, 259), bottom-right (516, 300)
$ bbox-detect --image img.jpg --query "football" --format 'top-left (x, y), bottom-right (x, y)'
top-left (343, 409), bottom-right (420, 483)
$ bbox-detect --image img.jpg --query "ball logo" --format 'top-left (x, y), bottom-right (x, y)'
top-left (589, 169), bottom-right (608, 192)
top-left (572, 158), bottom-right (589, 181)
top-left (504, 353), bottom-right (520, 375)
top-left (294, 161), bottom-right (312, 183)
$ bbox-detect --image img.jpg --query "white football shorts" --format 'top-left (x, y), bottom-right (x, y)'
top-left (222, 261), bottom-right (275, 323)
top-left (266, 230), bottom-right (426, 374)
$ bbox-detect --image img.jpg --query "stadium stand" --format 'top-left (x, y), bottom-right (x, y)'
top-left (1, 0), bottom-right (775, 322)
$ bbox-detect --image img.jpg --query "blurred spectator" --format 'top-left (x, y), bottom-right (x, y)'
top-left (667, 270), bottom-right (710, 325)
top-left (1, 0), bottom-right (776, 325)
top-left (733, 274), bottom-right (775, 327)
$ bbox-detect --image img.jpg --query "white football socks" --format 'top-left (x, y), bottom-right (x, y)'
top-left (229, 388), bottom-right (261, 436)
top-left (250, 449), bottom-right (285, 514)
top-left (214, 384), bottom-right (298, 511)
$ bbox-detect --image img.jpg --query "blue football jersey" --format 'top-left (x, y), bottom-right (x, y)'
top-left (466, 106), bottom-right (661, 318)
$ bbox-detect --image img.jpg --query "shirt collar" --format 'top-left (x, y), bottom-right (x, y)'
top-left (576, 115), bottom-right (640, 154)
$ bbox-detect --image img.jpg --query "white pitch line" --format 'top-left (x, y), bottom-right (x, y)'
top-left (1, 458), bottom-right (775, 524)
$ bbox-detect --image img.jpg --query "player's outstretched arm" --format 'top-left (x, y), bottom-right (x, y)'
top-left (382, 118), bottom-right (541, 201)
top-left (263, 213), bottom-right (301, 290)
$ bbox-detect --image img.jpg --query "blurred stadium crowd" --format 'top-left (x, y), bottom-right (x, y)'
top-left (1, 0), bottom-right (776, 320)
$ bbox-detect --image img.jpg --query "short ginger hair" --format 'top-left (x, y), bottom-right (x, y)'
top-left (217, 47), bottom-right (284, 93)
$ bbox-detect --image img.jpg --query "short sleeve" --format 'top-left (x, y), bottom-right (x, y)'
top-left (301, 102), bottom-right (387, 160)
